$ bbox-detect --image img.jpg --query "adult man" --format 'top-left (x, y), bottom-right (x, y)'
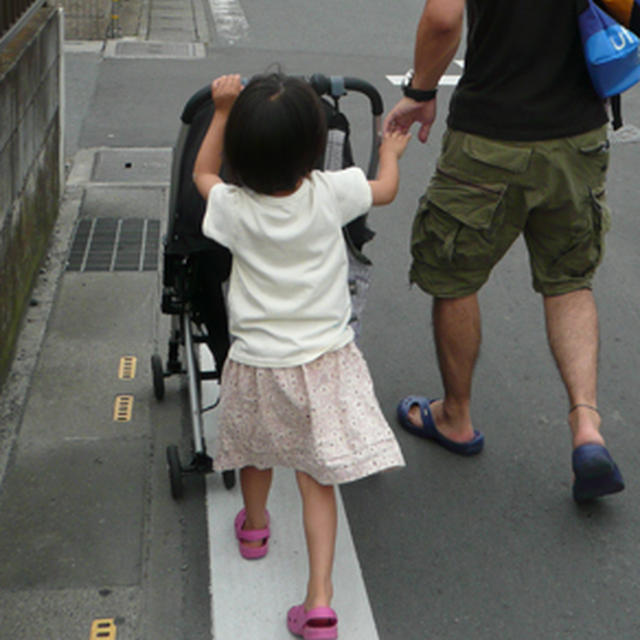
top-left (386, 0), bottom-right (624, 502)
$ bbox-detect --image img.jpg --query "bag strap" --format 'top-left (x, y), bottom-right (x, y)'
top-left (610, 94), bottom-right (623, 129)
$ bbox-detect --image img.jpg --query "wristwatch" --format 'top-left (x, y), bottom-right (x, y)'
top-left (402, 69), bottom-right (437, 102)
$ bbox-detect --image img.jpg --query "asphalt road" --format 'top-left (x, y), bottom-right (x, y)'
top-left (1, 1), bottom-right (640, 638)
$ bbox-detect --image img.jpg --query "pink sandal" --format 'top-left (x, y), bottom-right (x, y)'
top-left (287, 604), bottom-right (338, 640)
top-left (234, 508), bottom-right (270, 560)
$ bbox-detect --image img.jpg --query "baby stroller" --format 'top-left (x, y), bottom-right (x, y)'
top-left (151, 73), bottom-right (384, 500)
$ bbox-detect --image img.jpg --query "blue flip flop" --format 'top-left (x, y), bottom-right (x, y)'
top-left (572, 443), bottom-right (625, 503)
top-left (396, 395), bottom-right (484, 456)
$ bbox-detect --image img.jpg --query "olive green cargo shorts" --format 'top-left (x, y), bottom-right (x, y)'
top-left (410, 127), bottom-right (611, 298)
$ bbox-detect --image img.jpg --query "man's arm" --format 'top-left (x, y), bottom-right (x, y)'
top-left (413, 0), bottom-right (465, 92)
top-left (383, 0), bottom-right (465, 143)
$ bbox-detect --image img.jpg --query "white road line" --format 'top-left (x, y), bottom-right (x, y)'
top-left (200, 346), bottom-right (380, 640)
top-left (208, 0), bottom-right (249, 45)
top-left (387, 61), bottom-right (464, 87)
top-left (387, 74), bottom-right (461, 87)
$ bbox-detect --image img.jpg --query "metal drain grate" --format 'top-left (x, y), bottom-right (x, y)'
top-left (67, 218), bottom-right (160, 272)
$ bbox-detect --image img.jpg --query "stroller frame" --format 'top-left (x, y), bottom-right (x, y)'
top-left (152, 72), bottom-right (384, 500)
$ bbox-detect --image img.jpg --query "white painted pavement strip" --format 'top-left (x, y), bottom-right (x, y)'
top-left (208, 0), bottom-right (250, 45)
top-left (200, 346), bottom-right (380, 639)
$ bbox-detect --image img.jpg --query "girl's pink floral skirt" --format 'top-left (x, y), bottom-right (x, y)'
top-left (213, 341), bottom-right (405, 485)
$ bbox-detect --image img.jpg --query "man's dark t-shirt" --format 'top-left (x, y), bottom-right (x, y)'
top-left (448, 0), bottom-right (608, 140)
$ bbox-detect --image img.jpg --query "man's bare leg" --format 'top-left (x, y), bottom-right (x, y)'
top-left (407, 293), bottom-right (480, 443)
top-left (543, 288), bottom-right (605, 449)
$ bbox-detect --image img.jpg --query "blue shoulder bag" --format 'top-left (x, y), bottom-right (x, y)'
top-left (578, 0), bottom-right (640, 98)
top-left (577, 0), bottom-right (640, 128)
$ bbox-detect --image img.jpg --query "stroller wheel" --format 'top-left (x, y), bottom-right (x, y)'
top-left (151, 354), bottom-right (165, 401)
top-left (166, 445), bottom-right (184, 499)
top-left (222, 469), bottom-right (236, 490)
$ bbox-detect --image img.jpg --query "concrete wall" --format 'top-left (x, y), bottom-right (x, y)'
top-left (0, 6), bottom-right (63, 387)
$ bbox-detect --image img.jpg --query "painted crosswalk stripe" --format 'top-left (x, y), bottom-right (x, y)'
top-left (200, 345), bottom-right (380, 639)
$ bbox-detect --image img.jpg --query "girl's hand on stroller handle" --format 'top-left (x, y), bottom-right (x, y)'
top-left (211, 74), bottom-right (243, 112)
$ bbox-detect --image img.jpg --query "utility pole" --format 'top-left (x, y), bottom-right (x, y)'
top-left (106, 0), bottom-right (121, 37)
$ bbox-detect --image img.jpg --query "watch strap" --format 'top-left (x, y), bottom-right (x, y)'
top-left (402, 84), bottom-right (437, 102)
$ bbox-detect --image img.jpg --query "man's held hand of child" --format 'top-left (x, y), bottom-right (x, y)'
top-left (383, 97), bottom-right (437, 144)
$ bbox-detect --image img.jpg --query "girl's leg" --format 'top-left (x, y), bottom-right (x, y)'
top-left (295, 470), bottom-right (337, 610)
top-left (240, 466), bottom-right (272, 547)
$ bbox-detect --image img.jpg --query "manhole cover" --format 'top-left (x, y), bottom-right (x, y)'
top-left (92, 149), bottom-right (171, 183)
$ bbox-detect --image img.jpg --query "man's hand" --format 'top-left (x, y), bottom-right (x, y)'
top-left (211, 74), bottom-right (243, 114)
top-left (383, 97), bottom-right (437, 144)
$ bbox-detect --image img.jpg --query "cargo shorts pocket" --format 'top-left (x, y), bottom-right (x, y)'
top-left (550, 187), bottom-right (611, 279)
top-left (461, 135), bottom-right (533, 174)
top-left (411, 169), bottom-right (507, 267)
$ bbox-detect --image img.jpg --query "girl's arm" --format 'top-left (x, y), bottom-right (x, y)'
top-left (193, 74), bottom-right (243, 200)
top-left (368, 130), bottom-right (411, 206)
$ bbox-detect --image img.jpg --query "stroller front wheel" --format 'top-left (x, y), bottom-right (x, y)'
top-left (222, 469), bottom-right (236, 490)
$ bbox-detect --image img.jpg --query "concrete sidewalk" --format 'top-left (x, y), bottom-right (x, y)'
top-left (0, 2), bottom-right (215, 638)
top-left (61, 0), bottom-right (206, 42)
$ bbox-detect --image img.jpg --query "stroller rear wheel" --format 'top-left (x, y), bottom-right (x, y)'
top-left (166, 445), bottom-right (184, 499)
top-left (151, 354), bottom-right (165, 401)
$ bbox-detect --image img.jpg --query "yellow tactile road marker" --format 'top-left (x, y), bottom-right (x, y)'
top-left (90, 618), bottom-right (117, 639)
top-left (113, 395), bottom-right (134, 422)
top-left (118, 356), bottom-right (137, 380)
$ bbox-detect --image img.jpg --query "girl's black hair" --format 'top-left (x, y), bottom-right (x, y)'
top-left (223, 73), bottom-right (327, 194)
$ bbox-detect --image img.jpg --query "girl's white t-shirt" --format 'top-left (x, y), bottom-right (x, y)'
top-left (202, 167), bottom-right (372, 367)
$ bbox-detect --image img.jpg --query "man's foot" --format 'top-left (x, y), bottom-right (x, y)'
top-left (396, 396), bottom-right (484, 456)
top-left (572, 443), bottom-right (625, 503)
top-left (568, 403), bottom-right (605, 449)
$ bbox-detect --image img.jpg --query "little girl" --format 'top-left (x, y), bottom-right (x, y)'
top-left (193, 72), bottom-right (408, 640)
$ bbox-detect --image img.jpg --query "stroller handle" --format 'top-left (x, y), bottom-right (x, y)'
top-left (181, 73), bottom-right (384, 123)
top-left (309, 74), bottom-right (384, 116)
